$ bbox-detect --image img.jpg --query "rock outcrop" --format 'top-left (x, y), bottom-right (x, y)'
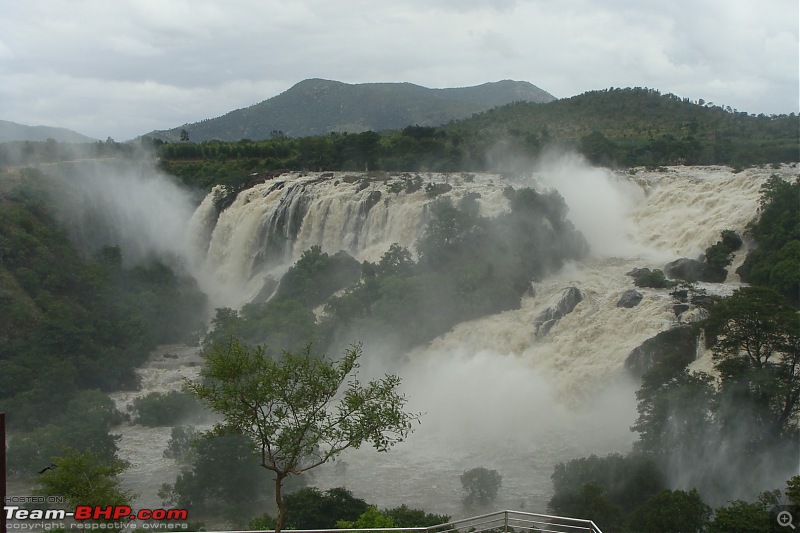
top-left (624, 326), bottom-right (698, 379)
top-left (534, 287), bottom-right (585, 338)
top-left (617, 289), bottom-right (644, 308)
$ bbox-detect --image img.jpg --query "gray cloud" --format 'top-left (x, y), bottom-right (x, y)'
top-left (1, 0), bottom-right (796, 140)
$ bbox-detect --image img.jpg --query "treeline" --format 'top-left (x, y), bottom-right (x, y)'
top-left (0, 138), bottom-right (147, 167)
top-left (156, 87), bottom-right (799, 190)
top-left (451, 87), bottom-right (799, 168)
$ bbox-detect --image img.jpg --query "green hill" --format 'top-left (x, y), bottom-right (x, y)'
top-left (157, 86), bottom-right (798, 189)
top-left (441, 87), bottom-right (799, 167)
top-left (146, 78), bottom-right (555, 142)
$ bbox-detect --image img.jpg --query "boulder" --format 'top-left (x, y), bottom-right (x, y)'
top-left (534, 287), bottom-right (585, 338)
top-left (617, 289), bottom-right (644, 308)
top-left (678, 306), bottom-right (709, 324)
top-left (673, 303), bottom-right (690, 316)
top-left (690, 293), bottom-right (717, 311)
top-left (663, 258), bottom-right (705, 282)
top-left (624, 326), bottom-right (699, 380)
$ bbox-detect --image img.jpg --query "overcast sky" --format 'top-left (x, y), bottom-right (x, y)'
top-left (1, 0), bottom-right (797, 141)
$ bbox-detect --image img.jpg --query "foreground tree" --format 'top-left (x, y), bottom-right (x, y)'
top-left (34, 449), bottom-right (134, 509)
top-left (187, 340), bottom-right (420, 532)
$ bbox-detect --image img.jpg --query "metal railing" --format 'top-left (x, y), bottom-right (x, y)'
top-left (426, 510), bottom-right (604, 533)
top-left (227, 509), bottom-right (603, 533)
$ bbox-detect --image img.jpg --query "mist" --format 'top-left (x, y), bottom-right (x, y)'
top-left (311, 344), bottom-right (638, 516)
top-left (26, 154), bottom-right (791, 518)
top-left (51, 160), bottom-right (199, 265)
top-left (531, 151), bottom-right (646, 259)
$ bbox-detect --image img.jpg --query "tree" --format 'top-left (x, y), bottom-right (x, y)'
top-left (8, 390), bottom-right (123, 477)
top-left (158, 431), bottom-right (282, 526)
top-left (187, 340), bottom-right (420, 532)
top-left (549, 453), bottom-right (664, 517)
top-left (630, 489), bottom-right (712, 532)
top-left (708, 493), bottom-right (778, 533)
top-left (280, 487), bottom-right (368, 529)
top-left (34, 449), bottom-right (134, 509)
top-left (549, 483), bottom-right (624, 532)
top-left (632, 369), bottom-right (716, 457)
top-left (460, 467), bottom-right (502, 505)
top-left (737, 176), bottom-right (800, 303)
top-left (703, 287), bottom-right (800, 441)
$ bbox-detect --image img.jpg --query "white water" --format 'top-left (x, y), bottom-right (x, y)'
top-left (108, 346), bottom-right (212, 510)
top-left (109, 161), bottom-right (797, 519)
top-left (190, 171), bottom-right (529, 308)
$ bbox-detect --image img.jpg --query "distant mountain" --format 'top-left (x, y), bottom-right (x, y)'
top-left (147, 79), bottom-right (555, 142)
top-left (157, 87), bottom-right (799, 184)
top-left (0, 120), bottom-right (98, 143)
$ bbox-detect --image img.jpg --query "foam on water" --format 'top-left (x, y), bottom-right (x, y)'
top-left (110, 162), bottom-right (796, 518)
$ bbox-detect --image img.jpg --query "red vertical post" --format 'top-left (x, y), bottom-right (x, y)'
top-left (1, 412), bottom-right (6, 533)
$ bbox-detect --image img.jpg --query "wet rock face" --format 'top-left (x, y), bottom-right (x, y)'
top-left (673, 303), bottom-right (691, 316)
top-left (664, 257), bottom-right (706, 281)
top-left (533, 286), bottom-right (584, 338)
top-left (617, 289), bottom-right (643, 308)
top-left (624, 325), bottom-right (698, 380)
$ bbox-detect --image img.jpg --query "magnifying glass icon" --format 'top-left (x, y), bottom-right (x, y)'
top-left (778, 510), bottom-right (796, 529)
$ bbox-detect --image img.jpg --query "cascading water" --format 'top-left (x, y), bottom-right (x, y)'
top-left (189, 171), bottom-right (526, 307)
top-left (109, 160), bottom-right (796, 518)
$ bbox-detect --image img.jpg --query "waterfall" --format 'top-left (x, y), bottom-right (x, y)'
top-left (114, 161), bottom-right (796, 517)
top-left (191, 171), bottom-right (530, 308)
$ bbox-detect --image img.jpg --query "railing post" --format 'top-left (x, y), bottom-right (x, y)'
top-left (503, 510), bottom-right (508, 533)
top-left (1, 412), bottom-right (6, 533)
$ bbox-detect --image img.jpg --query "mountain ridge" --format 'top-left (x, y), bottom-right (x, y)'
top-left (146, 78), bottom-right (555, 142)
top-left (0, 120), bottom-right (98, 143)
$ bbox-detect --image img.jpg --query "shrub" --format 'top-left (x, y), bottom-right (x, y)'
top-left (460, 467), bottom-right (502, 505)
top-left (130, 391), bottom-right (202, 426)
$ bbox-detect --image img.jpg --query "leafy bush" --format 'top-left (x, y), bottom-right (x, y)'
top-left (130, 391), bottom-right (202, 426)
top-left (700, 229), bottom-right (743, 282)
top-left (631, 268), bottom-right (675, 288)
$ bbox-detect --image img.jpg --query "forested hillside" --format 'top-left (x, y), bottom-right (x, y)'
top-left (0, 167), bottom-right (206, 472)
top-left (155, 87), bottom-right (799, 191)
